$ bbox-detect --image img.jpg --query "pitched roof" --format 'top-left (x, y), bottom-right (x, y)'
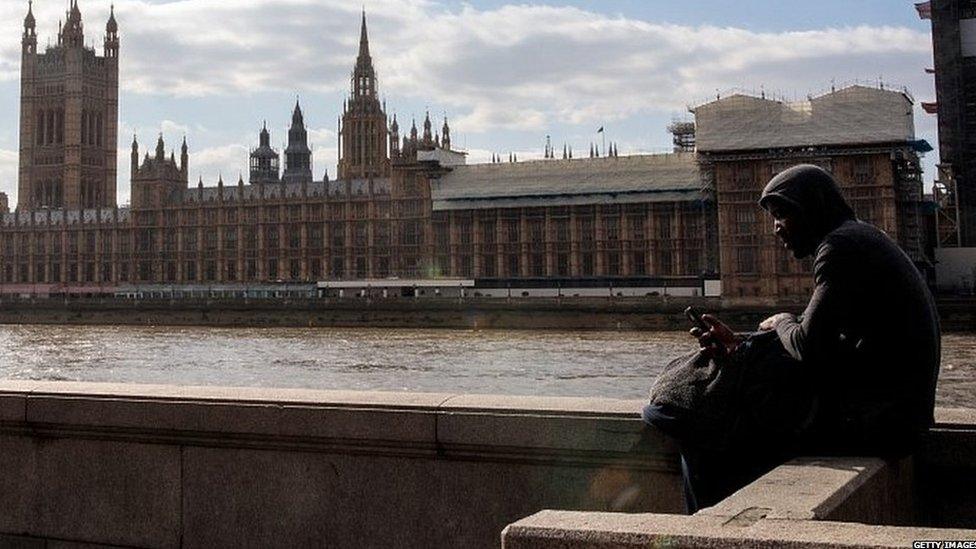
top-left (431, 153), bottom-right (704, 211)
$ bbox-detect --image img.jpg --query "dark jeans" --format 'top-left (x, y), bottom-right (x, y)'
top-left (642, 403), bottom-right (786, 514)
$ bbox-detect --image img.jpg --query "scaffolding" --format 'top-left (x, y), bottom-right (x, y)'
top-left (667, 121), bottom-right (696, 153)
top-left (934, 163), bottom-right (962, 248)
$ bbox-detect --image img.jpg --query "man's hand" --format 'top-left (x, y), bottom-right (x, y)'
top-left (690, 314), bottom-right (739, 357)
top-left (759, 312), bottom-right (795, 332)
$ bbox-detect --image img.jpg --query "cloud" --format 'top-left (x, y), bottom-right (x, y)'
top-left (0, 148), bottom-right (17, 202)
top-left (0, 1), bottom-right (933, 135)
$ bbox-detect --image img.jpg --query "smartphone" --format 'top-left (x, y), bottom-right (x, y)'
top-left (684, 306), bottom-right (709, 331)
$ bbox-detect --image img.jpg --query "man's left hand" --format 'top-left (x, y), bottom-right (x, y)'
top-left (759, 313), bottom-right (794, 332)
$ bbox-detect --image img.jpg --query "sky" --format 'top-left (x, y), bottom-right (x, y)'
top-left (0, 0), bottom-right (938, 207)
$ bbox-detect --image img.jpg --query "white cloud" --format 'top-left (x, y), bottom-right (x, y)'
top-left (0, 149), bottom-right (17, 203)
top-left (0, 1), bottom-right (933, 134)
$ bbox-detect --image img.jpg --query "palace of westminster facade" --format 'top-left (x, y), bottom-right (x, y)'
top-left (0, 2), bottom-right (930, 300)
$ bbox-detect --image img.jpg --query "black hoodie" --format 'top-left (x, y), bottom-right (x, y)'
top-left (759, 165), bottom-right (940, 454)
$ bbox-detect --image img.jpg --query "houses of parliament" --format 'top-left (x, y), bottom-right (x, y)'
top-left (0, 2), bottom-right (930, 301)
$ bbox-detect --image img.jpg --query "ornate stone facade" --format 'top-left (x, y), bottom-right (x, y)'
top-left (18, 1), bottom-right (119, 211)
top-left (0, 4), bottom-right (928, 302)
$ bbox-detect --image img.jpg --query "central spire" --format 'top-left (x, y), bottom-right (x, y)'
top-left (358, 9), bottom-right (370, 61)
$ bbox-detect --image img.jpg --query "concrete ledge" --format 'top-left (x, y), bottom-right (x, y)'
top-left (699, 456), bottom-right (914, 525)
top-left (503, 414), bottom-right (976, 548)
top-left (502, 510), bottom-right (976, 549)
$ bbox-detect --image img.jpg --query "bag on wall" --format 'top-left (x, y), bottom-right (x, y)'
top-left (643, 331), bottom-right (817, 454)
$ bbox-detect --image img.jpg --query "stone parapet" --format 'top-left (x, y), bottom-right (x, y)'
top-left (0, 382), bottom-right (682, 548)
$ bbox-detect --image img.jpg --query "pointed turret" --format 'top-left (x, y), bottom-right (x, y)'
top-left (105, 3), bottom-right (119, 58)
top-left (62, 0), bottom-right (85, 48)
top-left (283, 100), bottom-right (312, 184)
top-left (130, 135), bottom-right (139, 178)
top-left (156, 134), bottom-right (165, 162)
top-left (23, 1), bottom-right (37, 54)
top-left (250, 121), bottom-right (280, 185)
top-left (352, 10), bottom-right (376, 99)
top-left (180, 136), bottom-right (189, 182)
top-left (422, 111), bottom-right (433, 145)
top-left (292, 99), bottom-right (304, 127)
top-left (442, 118), bottom-right (451, 150)
top-left (358, 9), bottom-right (371, 61)
top-left (390, 113), bottom-right (400, 156)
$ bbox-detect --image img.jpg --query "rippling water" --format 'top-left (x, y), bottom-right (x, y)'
top-left (0, 325), bottom-right (972, 409)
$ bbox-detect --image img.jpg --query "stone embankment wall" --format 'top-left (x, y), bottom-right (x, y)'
top-left (0, 382), bottom-right (973, 548)
top-left (0, 382), bottom-right (683, 548)
top-left (1, 297), bottom-right (973, 331)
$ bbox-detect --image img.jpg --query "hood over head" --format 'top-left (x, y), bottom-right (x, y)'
top-left (758, 164), bottom-right (856, 242)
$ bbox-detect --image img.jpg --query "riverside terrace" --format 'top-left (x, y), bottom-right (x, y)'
top-left (0, 382), bottom-right (971, 547)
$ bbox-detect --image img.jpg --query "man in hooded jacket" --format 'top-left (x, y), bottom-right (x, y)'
top-left (670, 164), bottom-right (940, 512)
top-left (748, 164), bottom-right (940, 455)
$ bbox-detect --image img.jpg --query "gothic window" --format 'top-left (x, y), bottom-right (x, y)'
top-left (47, 110), bottom-right (55, 146)
top-left (507, 254), bottom-right (519, 277)
top-left (506, 219), bottom-right (519, 244)
top-left (56, 110), bottom-right (64, 144)
top-left (481, 220), bottom-right (496, 245)
top-left (290, 225), bottom-right (302, 249)
top-left (265, 226), bottom-right (279, 249)
top-left (633, 252), bottom-right (647, 276)
top-left (658, 213), bottom-right (672, 240)
top-left (606, 217), bottom-right (620, 242)
top-left (607, 252), bottom-right (621, 276)
top-left (36, 111), bottom-right (44, 146)
top-left (735, 246), bottom-right (758, 274)
top-left (96, 113), bottom-right (103, 147)
top-left (735, 208), bottom-right (756, 236)
top-left (685, 250), bottom-right (702, 275)
top-left (531, 254), bottom-right (544, 277)
top-left (581, 253), bottom-right (594, 276)
top-left (224, 229), bottom-right (238, 251)
top-left (81, 111), bottom-right (88, 146)
top-left (657, 250), bottom-right (673, 276)
top-left (308, 225), bottom-right (323, 249)
top-left (434, 224), bottom-right (449, 249)
top-left (630, 216), bottom-right (645, 241)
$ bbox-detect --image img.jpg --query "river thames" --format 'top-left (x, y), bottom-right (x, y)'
top-left (0, 325), bottom-right (973, 409)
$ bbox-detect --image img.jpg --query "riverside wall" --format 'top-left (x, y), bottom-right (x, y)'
top-left (0, 382), bottom-right (683, 549)
top-left (0, 382), bottom-right (973, 548)
top-left (1, 297), bottom-right (973, 331)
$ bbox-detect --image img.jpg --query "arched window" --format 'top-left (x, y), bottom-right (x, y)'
top-left (36, 110), bottom-right (44, 146)
top-left (56, 110), bottom-right (64, 144)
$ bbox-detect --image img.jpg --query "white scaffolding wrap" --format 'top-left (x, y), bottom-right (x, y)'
top-left (693, 85), bottom-right (916, 153)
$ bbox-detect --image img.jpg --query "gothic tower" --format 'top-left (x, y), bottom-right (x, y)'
top-left (18, 1), bottom-right (119, 211)
top-left (282, 101), bottom-right (313, 184)
top-left (338, 11), bottom-right (390, 180)
top-left (250, 122), bottom-right (280, 184)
